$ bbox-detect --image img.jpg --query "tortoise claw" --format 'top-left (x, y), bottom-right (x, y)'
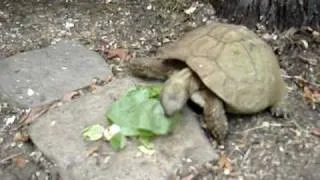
top-left (270, 98), bottom-right (291, 119)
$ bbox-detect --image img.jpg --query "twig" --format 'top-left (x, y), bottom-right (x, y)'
top-left (282, 74), bottom-right (320, 89)
top-left (0, 153), bottom-right (23, 164)
top-left (233, 122), bottom-right (295, 135)
top-left (289, 119), bottom-right (304, 131)
top-left (240, 146), bottom-right (252, 167)
top-left (298, 55), bottom-right (317, 66)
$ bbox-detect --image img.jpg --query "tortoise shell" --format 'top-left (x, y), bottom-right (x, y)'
top-left (157, 23), bottom-right (286, 114)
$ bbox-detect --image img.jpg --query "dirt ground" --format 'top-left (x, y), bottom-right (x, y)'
top-left (0, 0), bottom-right (319, 179)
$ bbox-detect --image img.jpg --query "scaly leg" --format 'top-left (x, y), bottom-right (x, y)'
top-left (270, 94), bottom-right (291, 119)
top-left (201, 90), bottom-right (229, 144)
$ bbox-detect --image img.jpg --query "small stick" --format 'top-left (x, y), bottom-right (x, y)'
top-left (0, 153), bottom-right (23, 164)
top-left (297, 55), bottom-right (317, 66)
top-left (282, 74), bottom-right (320, 89)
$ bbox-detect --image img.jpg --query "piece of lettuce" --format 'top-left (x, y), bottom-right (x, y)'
top-left (106, 85), bottom-right (181, 149)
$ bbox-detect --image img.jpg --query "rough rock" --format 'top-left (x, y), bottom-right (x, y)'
top-left (0, 40), bottom-right (109, 108)
top-left (28, 76), bottom-right (218, 180)
top-left (0, 169), bottom-right (19, 180)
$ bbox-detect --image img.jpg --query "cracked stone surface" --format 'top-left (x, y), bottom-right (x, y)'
top-left (28, 76), bottom-right (218, 180)
top-left (0, 40), bottom-right (109, 108)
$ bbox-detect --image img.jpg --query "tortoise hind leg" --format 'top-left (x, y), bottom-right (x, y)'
top-left (270, 96), bottom-right (291, 119)
top-left (201, 90), bottom-right (229, 144)
top-left (270, 88), bottom-right (291, 119)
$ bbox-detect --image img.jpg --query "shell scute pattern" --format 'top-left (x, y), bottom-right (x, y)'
top-left (161, 23), bottom-right (285, 113)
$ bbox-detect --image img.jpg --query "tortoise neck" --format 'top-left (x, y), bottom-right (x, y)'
top-left (128, 57), bottom-right (182, 80)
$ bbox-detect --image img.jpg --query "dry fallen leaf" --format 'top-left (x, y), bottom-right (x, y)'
top-left (13, 131), bottom-right (29, 142)
top-left (89, 84), bottom-right (98, 93)
top-left (218, 152), bottom-right (233, 172)
top-left (105, 48), bottom-right (129, 61)
top-left (181, 174), bottom-right (194, 180)
top-left (62, 91), bottom-right (79, 101)
top-left (86, 146), bottom-right (100, 157)
top-left (103, 75), bottom-right (114, 84)
top-left (311, 128), bottom-right (320, 137)
top-left (14, 157), bottom-right (26, 167)
top-left (304, 86), bottom-right (313, 100)
top-left (312, 91), bottom-right (320, 102)
top-left (303, 86), bottom-right (320, 109)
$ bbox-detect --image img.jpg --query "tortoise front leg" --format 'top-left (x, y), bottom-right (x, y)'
top-left (202, 90), bottom-right (229, 144)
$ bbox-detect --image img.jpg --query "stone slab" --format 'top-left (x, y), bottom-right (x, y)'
top-left (0, 40), bottom-right (109, 108)
top-left (28, 77), bottom-right (218, 180)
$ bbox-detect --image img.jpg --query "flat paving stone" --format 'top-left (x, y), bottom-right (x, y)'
top-left (0, 40), bottom-right (109, 108)
top-left (28, 77), bottom-right (218, 180)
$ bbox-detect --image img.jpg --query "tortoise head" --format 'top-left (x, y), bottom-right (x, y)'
top-left (160, 80), bottom-right (189, 116)
top-left (160, 68), bottom-right (196, 116)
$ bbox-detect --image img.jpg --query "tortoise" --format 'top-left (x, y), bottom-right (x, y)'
top-left (126, 22), bottom-right (290, 143)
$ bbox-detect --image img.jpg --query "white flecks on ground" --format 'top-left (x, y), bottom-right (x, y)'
top-left (4, 115), bottom-right (16, 126)
top-left (146, 4), bottom-right (152, 10)
top-left (184, 4), bottom-right (197, 15)
top-left (27, 88), bottom-right (35, 96)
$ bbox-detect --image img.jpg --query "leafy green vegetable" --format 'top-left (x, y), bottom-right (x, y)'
top-left (147, 84), bottom-right (162, 98)
top-left (110, 132), bottom-right (127, 150)
top-left (118, 126), bottom-right (140, 136)
top-left (139, 136), bottom-right (154, 149)
top-left (138, 145), bottom-right (155, 155)
top-left (82, 124), bottom-right (104, 141)
top-left (103, 124), bottom-right (121, 140)
top-left (106, 84), bottom-right (181, 149)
